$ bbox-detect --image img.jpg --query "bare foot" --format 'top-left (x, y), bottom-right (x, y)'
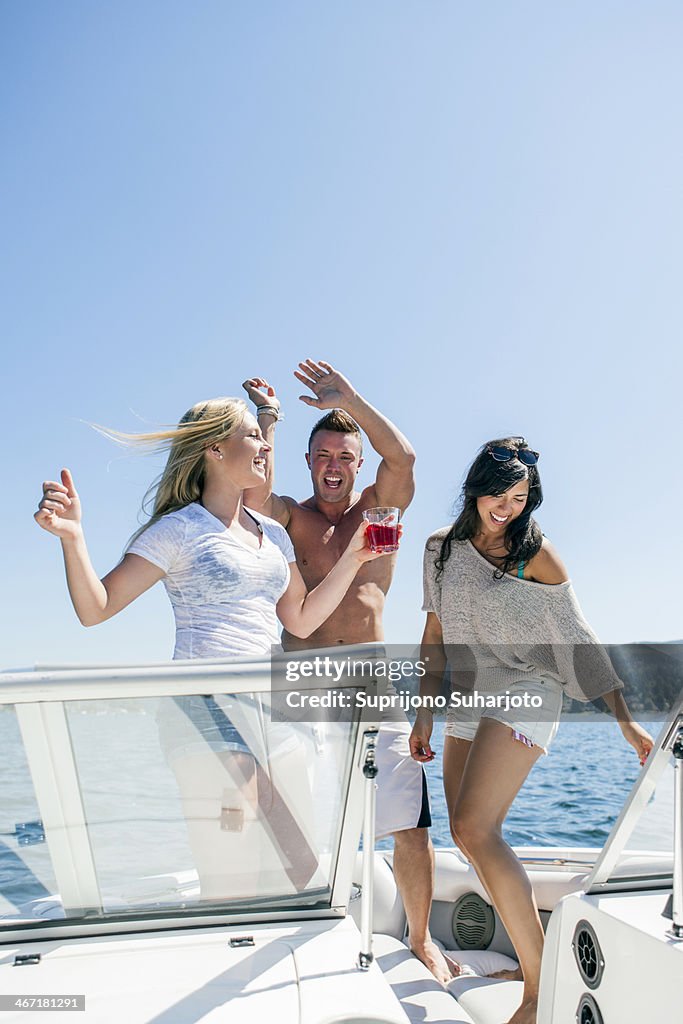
top-left (488, 966), bottom-right (523, 981)
top-left (506, 995), bottom-right (538, 1024)
top-left (410, 939), bottom-right (461, 985)
top-left (444, 952), bottom-right (464, 979)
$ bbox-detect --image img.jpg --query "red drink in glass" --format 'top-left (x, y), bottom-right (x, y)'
top-left (365, 522), bottom-right (400, 553)
top-left (362, 507), bottom-right (401, 553)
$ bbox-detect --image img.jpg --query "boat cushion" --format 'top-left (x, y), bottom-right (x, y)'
top-left (448, 976), bottom-right (524, 1024)
top-left (430, 849), bottom-right (590, 911)
top-left (373, 934), bottom-right (476, 1024)
top-left (444, 949), bottom-right (518, 977)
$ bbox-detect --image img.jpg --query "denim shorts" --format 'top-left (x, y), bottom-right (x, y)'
top-left (156, 695), bottom-right (298, 766)
top-left (444, 677), bottom-right (564, 754)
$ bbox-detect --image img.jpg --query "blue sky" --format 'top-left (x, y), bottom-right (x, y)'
top-left (2, 1), bottom-right (681, 667)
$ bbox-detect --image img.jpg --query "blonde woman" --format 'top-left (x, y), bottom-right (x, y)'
top-left (35, 394), bottom-right (385, 644)
top-left (35, 388), bottom-right (395, 898)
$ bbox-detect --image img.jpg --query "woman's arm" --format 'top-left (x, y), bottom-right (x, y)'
top-left (600, 689), bottom-right (653, 765)
top-left (276, 520), bottom-right (399, 638)
top-left (409, 611), bottom-right (446, 762)
top-left (35, 469), bottom-right (164, 626)
top-left (527, 539), bottom-right (653, 763)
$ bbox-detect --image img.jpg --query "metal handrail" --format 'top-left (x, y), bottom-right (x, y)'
top-left (670, 726), bottom-right (683, 938)
top-left (358, 727), bottom-right (378, 970)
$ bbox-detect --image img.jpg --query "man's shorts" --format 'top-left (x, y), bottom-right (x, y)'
top-left (375, 719), bottom-right (431, 839)
top-left (444, 677), bottom-right (564, 754)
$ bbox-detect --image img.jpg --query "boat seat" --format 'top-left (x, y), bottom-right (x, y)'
top-left (349, 855), bottom-right (524, 1024)
top-left (373, 935), bottom-right (524, 1024)
top-left (447, 976), bottom-right (524, 1024)
top-left (373, 934), bottom-right (475, 1024)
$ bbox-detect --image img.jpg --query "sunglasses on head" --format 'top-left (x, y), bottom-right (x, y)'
top-left (486, 440), bottom-right (539, 466)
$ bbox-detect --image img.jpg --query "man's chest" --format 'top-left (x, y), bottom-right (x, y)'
top-left (288, 510), bottom-right (359, 577)
top-left (288, 514), bottom-right (397, 600)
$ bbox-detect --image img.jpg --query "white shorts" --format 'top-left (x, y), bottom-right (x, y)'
top-left (444, 677), bottom-right (564, 754)
top-left (374, 719), bottom-right (430, 839)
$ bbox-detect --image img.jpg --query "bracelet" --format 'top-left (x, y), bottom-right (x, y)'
top-left (256, 405), bottom-right (283, 421)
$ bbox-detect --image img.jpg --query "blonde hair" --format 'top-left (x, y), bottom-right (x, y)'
top-left (94, 397), bottom-right (248, 545)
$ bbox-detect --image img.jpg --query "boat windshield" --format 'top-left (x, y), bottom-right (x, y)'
top-left (0, 653), bottom-right (380, 935)
top-left (587, 711), bottom-right (681, 891)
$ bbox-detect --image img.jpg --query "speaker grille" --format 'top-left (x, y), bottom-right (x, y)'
top-left (451, 892), bottom-right (495, 949)
top-left (572, 920), bottom-right (604, 989)
top-left (577, 993), bottom-right (604, 1024)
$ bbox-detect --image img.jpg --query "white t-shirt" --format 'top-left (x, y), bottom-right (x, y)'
top-left (128, 502), bottom-right (295, 659)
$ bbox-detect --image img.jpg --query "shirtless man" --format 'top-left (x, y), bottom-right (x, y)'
top-left (244, 359), bottom-right (454, 985)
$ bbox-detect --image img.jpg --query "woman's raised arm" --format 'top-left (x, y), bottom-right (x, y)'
top-left (35, 468), bottom-right (164, 626)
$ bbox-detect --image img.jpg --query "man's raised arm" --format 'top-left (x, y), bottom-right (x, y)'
top-left (241, 377), bottom-right (292, 526)
top-left (294, 359), bottom-right (416, 511)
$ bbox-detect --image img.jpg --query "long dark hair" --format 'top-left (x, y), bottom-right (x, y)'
top-left (436, 437), bottom-right (544, 579)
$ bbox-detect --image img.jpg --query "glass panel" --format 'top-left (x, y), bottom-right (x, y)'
top-left (68, 692), bottom-right (355, 913)
top-left (0, 707), bottom-right (59, 919)
top-left (1, 691), bottom-right (358, 926)
top-left (605, 752), bottom-right (674, 884)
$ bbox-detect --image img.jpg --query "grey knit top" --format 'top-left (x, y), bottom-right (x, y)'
top-left (422, 529), bottom-right (623, 702)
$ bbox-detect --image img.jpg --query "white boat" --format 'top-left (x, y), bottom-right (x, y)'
top-left (1, 646), bottom-right (682, 1023)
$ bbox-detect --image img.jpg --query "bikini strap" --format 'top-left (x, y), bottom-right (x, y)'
top-left (243, 507), bottom-right (264, 535)
top-left (517, 560), bottom-right (525, 579)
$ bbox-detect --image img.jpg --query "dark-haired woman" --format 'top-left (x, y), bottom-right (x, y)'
top-left (409, 438), bottom-right (652, 1024)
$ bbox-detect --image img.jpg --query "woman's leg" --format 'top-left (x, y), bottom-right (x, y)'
top-left (171, 749), bottom-right (263, 901)
top-left (442, 733), bottom-right (473, 854)
top-left (441, 734), bottom-right (475, 978)
top-left (448, 717), bottom-right (544, 1024)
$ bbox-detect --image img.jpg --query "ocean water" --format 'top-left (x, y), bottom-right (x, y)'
top-left (388, 716), bottom-right (661, 850)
